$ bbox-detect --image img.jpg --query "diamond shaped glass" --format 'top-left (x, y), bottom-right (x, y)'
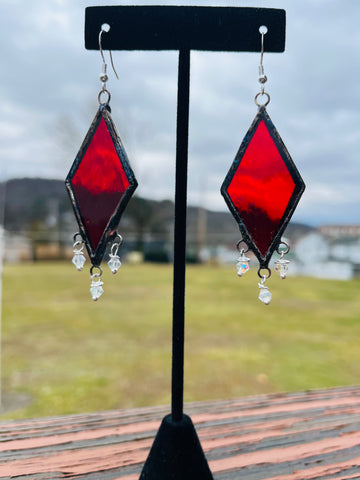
top-left (221, 106), bottom-right (305, 268)
top-left (65, 105), bottom-right (137, 266)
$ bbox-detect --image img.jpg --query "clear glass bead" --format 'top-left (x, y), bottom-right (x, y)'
top-left (236, 260), bottom-right (249, 277)
top-left (258, 286), bottom-right (272, 305)
top-left (236, 252), bottom-right (250, 277)
top-left (275, 259), bottom-right (290, 279)
top-left (108, 254), bottom-right (121, 274)
top-left (72, 252), bottom-right (86, 271)
top-left (90, 276), bottom-right (104, 301)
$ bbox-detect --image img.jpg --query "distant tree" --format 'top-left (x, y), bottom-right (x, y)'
top-left (125, 196), bottom-right (155, 252)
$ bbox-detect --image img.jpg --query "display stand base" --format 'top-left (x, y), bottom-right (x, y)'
top-left (139, 414), bottom-right (214, 480)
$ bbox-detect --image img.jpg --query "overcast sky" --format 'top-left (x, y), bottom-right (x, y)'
top-left (1, 0), bottom-right (359, 226)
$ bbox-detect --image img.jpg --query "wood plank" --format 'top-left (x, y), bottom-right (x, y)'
top-left (1, 385), bottom-right (360, 479)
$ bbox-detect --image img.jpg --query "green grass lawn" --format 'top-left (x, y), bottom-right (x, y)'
top-left (2, 261), bottom-right (360, 419)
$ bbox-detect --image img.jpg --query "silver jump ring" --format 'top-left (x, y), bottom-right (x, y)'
top-left (73, 240), bottom-right (84, 253)
top-left (73, 232), bottom-right (83, 243)
top-left (257, 267), bottom-right (271, 279)
top-left (110, 233), bottom-right (123, 256)
top-left (98, 89), bottom-right (111, 105)
top-left (113, 233), bottom-right (123, 245)
top-left (255, 91), bottom-right (270, 107)
top-left (236, 240), bottom-right (250, 253)
top-left (90, 265), bottom-right (103, 277)
top-left (276, 241), bottom-right (290, 255)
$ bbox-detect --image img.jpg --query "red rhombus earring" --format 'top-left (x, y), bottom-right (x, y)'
top-left (221, 26), bottom-right (305, 305)
top-left (65, 25), bottom-right (137, 300)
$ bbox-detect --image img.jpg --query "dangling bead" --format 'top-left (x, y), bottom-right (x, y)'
top-left (108, 254), bottom-right (121, 274)
top-left (275, 241), bottom-right (291, 279)
top-left (89, 266), bottom-right (104, 301)
top-left (258, 276), bottom-right (272, 305)
top-left (107, 235), bottom-right (123, 274)
top-left (236, 249), bottom-right (250, 277)
top-left (275, 258), bottom-right (290, 279)
top-left (72, 251), bottom-right (86, 271)
top-left (72, 235), bottom-right (86, 271)
top-left (90, 274), bottom-right (104, 301)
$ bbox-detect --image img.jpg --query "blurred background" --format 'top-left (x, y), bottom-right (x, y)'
top-left (1, 0), bottom-right (360, 419)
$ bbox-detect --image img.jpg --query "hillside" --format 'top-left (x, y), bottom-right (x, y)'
top-left (0, 178), bottom-right (312, 246)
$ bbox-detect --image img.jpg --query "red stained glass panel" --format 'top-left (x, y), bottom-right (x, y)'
top-left (226, 120), bottom-right (295, 256)
top-left (71, 117), bottom-right (130, 251)
top-left (221, 106), bottom-right (305, 268)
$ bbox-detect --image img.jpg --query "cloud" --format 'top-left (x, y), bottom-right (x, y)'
top-left (0, 0), bottom-right (360, 226)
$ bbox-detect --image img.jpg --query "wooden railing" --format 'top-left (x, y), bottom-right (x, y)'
top-left (1, 385), bottom-right (360, 479)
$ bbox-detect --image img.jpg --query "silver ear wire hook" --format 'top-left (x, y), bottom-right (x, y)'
top-left (259, 29), bottom-right (265, 73)
top-left (98, 25), bottom-right (119, 81)
top-left (98, 25), bottom-right (119, 105)
top-left (258, 25), bottom-right (268, 92)
top-left (255, 25), bottom-right (270, 107)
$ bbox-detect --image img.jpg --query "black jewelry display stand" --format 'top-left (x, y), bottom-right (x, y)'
top-left (85, 6), bottom-right (285, 479)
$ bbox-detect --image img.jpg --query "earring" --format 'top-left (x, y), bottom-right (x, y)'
top-left (65, 26), bottom-right (137, 300)
top-left (221, 26), bottom-right (305, 305)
